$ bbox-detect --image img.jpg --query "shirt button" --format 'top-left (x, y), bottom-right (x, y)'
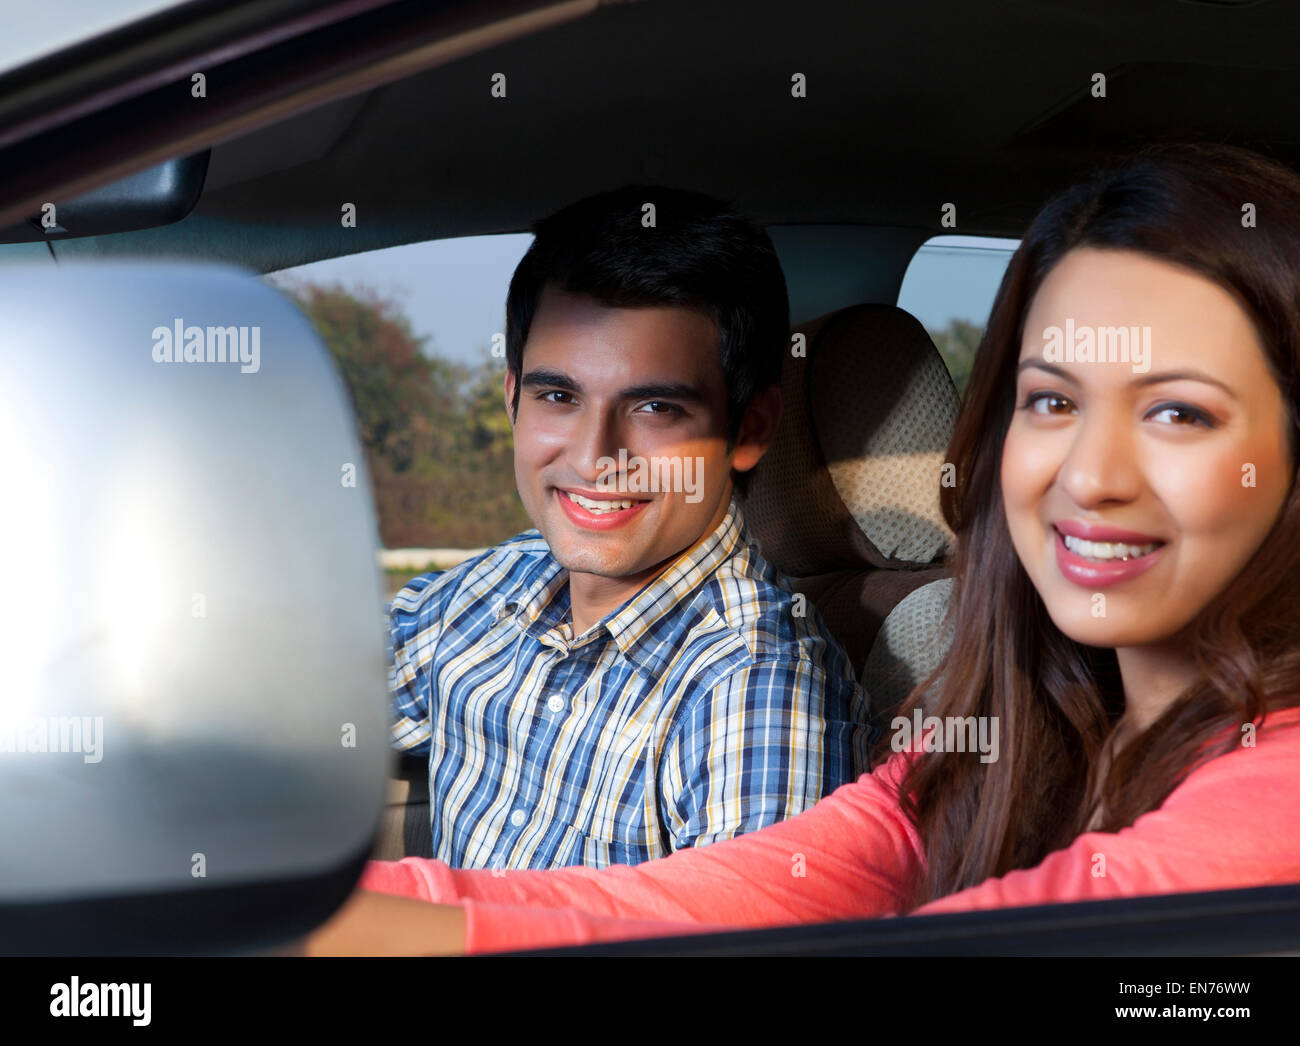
top-left (510, 809), bottom-right (527, 827)
top-left (547, 694), bottom-right (565, 714)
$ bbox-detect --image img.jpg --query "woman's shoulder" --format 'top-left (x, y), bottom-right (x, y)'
top-left (1157, 704), bottom-right (1300, 832)
top-left (1208, 703), bottom-right (1300, 753)
top-left (912, 704), bottom-right (1300, 917)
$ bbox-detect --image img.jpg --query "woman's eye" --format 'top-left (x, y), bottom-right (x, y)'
top-left (1148, 402), bottom-right (1215, 428)
top-left (1021, 391), bottom-right (1074, 416)
top-left (1018, 390), bottom-right (1216, 428)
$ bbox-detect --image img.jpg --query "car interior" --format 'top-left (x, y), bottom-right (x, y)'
top-left (5, 0), bottom-right (1300, 956)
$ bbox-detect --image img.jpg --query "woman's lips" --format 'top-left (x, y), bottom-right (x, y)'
top-left (1053, 525), bottom-right (1166, 588)
top-left (1053, 519), bottom-right (1165, 544)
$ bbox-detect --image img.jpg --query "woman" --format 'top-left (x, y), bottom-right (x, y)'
top-left (308, 142), bottom-right (1300, 955)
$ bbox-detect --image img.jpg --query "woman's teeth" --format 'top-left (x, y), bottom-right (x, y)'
top-left (1061, 532), bottom-right (1161, 561)
top-left (565, 491), bottom-right (639, 514)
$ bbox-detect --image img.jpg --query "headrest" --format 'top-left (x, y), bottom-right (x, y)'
top-left (744, 304), bottom-right (960, 575)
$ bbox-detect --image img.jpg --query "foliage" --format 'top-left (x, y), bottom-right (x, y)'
top-left (927, 318), bottom-right (984, 399)
top-left (276, 278), bottom-right (531, 548)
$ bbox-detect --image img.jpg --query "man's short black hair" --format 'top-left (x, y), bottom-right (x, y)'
top-left (505, 185), bottom-right (789, 498)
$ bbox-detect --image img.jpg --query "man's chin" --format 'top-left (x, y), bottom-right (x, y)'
top-left (548, 546), bottom-right (641, 578)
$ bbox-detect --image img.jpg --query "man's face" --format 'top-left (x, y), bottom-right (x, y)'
top-left (504, 285), bottom-right (764, 584)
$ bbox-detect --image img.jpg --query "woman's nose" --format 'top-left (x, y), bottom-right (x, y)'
top-left (1056, 408), bottom-right (1144, 509)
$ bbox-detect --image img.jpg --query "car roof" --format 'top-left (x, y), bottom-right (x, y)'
top-left (22, 0), bottom-right (1300, 273)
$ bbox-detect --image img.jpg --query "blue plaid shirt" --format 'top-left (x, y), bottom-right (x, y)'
top-left (388, 497), bottom-right (871, 870)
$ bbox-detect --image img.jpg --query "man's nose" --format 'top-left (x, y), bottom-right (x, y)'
top-left (568, 405), bottom-right (627, 482)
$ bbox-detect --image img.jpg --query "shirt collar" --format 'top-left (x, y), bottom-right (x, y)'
top-left (492, 497), bottom-right (748, 668)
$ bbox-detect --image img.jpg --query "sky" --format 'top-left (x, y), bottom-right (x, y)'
top-left (267, 233), bottom-right (1019, 367)
top-left (897, 237), bottom-right (1020, 331)
top-left (0, 1), bottom-right (188, 74)
top-left (268, 234), bottom-right (532, 368)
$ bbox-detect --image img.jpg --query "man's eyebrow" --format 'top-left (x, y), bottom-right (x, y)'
top-left (617, 381), bottom-right (706, 403)
top-left (521, 368), bottom-right (581, 393)
top-left (1015, 359), bottom-right (1239, 400)
top-left (520, 370), bottom-right (706, 403)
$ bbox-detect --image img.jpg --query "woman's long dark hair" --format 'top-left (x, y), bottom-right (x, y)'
top-left (878, 142), bottom-right (1300, 909)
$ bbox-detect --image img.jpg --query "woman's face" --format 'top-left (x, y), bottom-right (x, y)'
top-left (1002, 246), bottom-right (1293, 648)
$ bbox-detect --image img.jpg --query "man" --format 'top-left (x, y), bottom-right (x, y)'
top-left (387, 185), bottom-right (870, 871)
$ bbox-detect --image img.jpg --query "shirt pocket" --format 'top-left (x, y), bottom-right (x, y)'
top-left (553, 798), bottom-right (660, 869)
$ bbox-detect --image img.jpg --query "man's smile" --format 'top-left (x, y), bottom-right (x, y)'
top-left (555, 487), bottom-right (653, 529)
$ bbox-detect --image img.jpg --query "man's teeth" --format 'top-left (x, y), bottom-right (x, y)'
top-left (565, 491), bottom-right (639, 514)
top-left (1061, 532), bottom-right (1161, 561)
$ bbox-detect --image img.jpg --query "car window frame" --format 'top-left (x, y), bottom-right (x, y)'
top-left (2, 0), bottom-right (1298, 959)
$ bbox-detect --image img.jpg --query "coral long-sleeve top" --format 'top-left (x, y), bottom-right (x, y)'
top-left (358, 707), bottom-right (1300, 954)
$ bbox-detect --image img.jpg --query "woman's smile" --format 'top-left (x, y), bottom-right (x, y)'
top-left (1051, 523), bottom-right (1167, 588)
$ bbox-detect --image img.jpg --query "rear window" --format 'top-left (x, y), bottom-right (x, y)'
top-left (896, 235), bottom-right (1019, 397)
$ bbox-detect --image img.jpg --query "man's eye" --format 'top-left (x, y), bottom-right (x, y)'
top-left (1020, 391), bottom-right (1074, 415)
top-left (538, 390), bottom-right (573, 404)
top-left (639, 401), bottom-right (681, 415)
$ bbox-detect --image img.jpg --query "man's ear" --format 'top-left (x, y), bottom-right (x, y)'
top-left (730, 385), bottom-right (782, 474)
top-left (503, 367), bottom-right (517, 429)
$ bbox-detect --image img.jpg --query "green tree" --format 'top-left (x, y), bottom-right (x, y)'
top-left (273, 278), bottom-right (529, 548)
top-left (927, 318), bottom-right (984, 399)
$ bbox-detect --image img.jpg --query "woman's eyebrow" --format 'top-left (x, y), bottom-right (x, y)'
top-left (1016, 358), bottom-right (1238, 400)
top-left (1017, 359), bottom-right (1078, 384)
top-left (1132, 370), bottom-right (1238, 400)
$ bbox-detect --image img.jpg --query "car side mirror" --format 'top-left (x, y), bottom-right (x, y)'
top-left (0, 261), bottom-right (391, 954)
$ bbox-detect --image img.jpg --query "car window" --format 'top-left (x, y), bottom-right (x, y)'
top-left (10, 0), bottom-right (1300, 967)
top-left (274, 231), bottom-right (1019, 596)
top-left (266, 235), bottom-right (533, 596)
top-left (896, 235), bottom-right (1019, 397)
top-left (0, 0), bottom-right (189, 75)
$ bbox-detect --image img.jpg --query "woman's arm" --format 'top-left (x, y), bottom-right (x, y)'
top-left (302, 891), bottom-right (741, 955)
top-left (311, 708), bottom-right (1300, 953)
top-left (349, 748), bottom-right (926, 953)
top-left (304, 890), bottom-right (468, 955)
